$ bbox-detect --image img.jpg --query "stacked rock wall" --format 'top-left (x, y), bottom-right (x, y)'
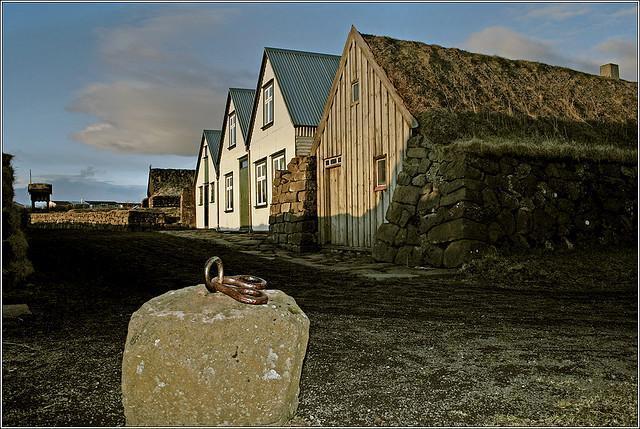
top-left (180, 187), bottom-right (196, 227)
top-left (373, 135), bottom-right (637, 268)
top-left (268, 156), bottom-right (318, 252)
top-left (29, 209), bottom-right (166, 230)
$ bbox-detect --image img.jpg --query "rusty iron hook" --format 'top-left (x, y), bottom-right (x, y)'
top-left (204, 256), bottom-right (268, 305)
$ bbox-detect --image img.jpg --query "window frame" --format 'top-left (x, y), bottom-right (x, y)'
top-left (262, 80), bottom-right (274, 129)
top-left (324, 155), bottom-right (342, 169)
top-left (224, 173), bottom-right (234, 212)
top-left (270, 149), bottom-right (286, 180)
top-left (198, 186), bottom-right (204, 206)
top-left (351, 80), bottom-right (360, 105)
top-left (374, 154), bottom-right (388, 191)
top-left (255, 158), bottom-right (268, 208)
top-left (210, 181), bottom-right (215, 204)
top-left (228, 112), bottom-right (237, 149)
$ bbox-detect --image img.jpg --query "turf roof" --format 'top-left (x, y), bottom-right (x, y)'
top-left (361, 33), bottom-right (637, 126)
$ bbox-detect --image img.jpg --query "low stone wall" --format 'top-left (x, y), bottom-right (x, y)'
top-left (29, 208), bottom-right (166, 230)
top-left (373, 135), bottom-right (637, 268)
top-left (268, 156), bottom-right (318, 252)
top-left (180, 187), bottom-right (196, 227)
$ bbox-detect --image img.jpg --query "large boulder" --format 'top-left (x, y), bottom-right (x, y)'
top-left (122, 285), bottom-right (309, 426)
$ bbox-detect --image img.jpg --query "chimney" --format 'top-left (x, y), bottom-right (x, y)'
top-left (600, 63), bottom-right (620, 79)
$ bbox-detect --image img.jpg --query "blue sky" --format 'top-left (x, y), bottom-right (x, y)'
top-left (2, 2), bottom-right (637, 204)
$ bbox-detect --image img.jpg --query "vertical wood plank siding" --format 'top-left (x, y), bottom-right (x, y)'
top-left (317, 40), bottom-right (412, 249)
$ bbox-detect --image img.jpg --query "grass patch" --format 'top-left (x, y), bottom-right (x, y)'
top-left (449, 136), bottom-right (637, 163)
top-left (460, 244), bottom-right (638, 293)
top-left (416, 109), bottom-right (637, 149)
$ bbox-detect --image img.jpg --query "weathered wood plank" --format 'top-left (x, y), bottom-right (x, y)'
top-left (361, 47), bottom-right (371, 249)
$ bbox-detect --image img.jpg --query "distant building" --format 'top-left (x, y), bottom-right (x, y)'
top-left (195, 129), bottom-right (222, 229)
top-left (84, 200), bottom-right (122, 209)
top-left (28, 183), bottom-right (52, 210)
top-left (146, 168), bottom-right (195, 208)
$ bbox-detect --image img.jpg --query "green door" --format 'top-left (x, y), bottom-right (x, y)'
top-left (239, 157), bottom-right (250, 229)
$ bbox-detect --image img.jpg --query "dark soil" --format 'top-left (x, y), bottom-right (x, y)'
top-left (2, 230), bottom-right (637, 426)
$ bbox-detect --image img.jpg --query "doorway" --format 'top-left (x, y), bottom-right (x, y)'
top-left (239, 157), bottom-right (250, 229)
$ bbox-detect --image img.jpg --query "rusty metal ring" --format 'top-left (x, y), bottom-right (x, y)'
top-left (204, 256), bottom-right (224, 293)
top-left (204, 256), bottom-right (269, 305)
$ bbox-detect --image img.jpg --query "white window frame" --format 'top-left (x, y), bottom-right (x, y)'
top-left (198, 186), bottom-right (204, 206)
top-left (210, 182), bottom-right (215, 204)
top-left (351, 80), bottom-right (360, 104)
top-left (256, 160), bottom-right (268, 207)
top-left (263, 81), bottom-right (274, 126)
top-left (271, 150), bottom-right (286, 179)
top-left (228, 113), bottom-right (236, 148)
top-left (374, 155), bottom-right (387, 191)
top-left (225, 173), bottom-right (233, 211)
top-left (324, 155), bottom-right (342, 169)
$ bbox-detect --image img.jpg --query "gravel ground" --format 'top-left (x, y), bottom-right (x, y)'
top-left (2, 230), bottom-right (637, 426)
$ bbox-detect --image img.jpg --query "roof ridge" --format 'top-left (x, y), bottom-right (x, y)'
top-left (265, 46), bottom-right (340, 59)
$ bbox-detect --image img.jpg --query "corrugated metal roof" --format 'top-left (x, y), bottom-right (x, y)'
top-left (265, 47), bottom-right (340, 127)
top-left (203, 129), bottom-right (222, 173)
top-left (228, 88), bottom-right (255, 140)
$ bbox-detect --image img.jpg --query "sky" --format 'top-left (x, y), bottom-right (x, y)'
top-left (2, 1), bottom-right (637, 204)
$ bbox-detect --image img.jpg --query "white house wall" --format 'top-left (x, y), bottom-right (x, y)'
top-left (219, 97), bottom-right (248, 231)
top-left (249, 59), bottom-right (297, 231)
top-left (195, 139), bottom-right (218, 229)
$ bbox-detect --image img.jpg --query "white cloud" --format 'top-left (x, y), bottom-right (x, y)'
top-left (69, 81), bottom-right (227, 155)
top-left (594, 38), bottom-right (637, 80)
top-left (464, 26), bottom-right (566, 65)
top-left (69, 9), bottom-right (254, 156)
top-left (463, 26), bottom-right (598, 75)
top-left (524, 4), bottom-right (591, 21)
top-left (611, 5), bottom-right (637, 18)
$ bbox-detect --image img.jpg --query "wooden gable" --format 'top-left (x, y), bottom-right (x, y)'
top-left (313, 26), bottom-right (418, 250)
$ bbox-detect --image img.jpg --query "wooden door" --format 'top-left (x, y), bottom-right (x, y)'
top-left (324, 166), bottom-right (343, 245)
top-left (239, 157), bottom-right (249, 228)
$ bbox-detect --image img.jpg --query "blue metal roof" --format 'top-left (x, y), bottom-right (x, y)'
top-left (203, 129), bottom-right (222, 173)
top-left (265, 47), bottom-right (340, 127)
top-left (228, 88), bottom-right (255, 140)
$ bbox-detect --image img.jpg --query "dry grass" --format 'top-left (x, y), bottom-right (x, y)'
top-left (450, 136), bottom-right (637, 163)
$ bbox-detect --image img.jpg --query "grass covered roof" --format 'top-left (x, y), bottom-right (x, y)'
top-left (361, 33), bottom-right (637, 125)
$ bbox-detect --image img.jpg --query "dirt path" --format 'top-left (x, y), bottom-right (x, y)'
top-left (2, 230), bottom-right (637, 426)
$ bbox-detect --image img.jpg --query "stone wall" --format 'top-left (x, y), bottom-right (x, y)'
top-left (268, 156), bottom-right (318, 252)
top-left (373, 135), bottom-right (637, 268)
top-left (180, 186), bottom-right (196, 227)
top-left (29, 208), bottom-right (166, 230)
top-left (149, 195), bottom-right (180, 208)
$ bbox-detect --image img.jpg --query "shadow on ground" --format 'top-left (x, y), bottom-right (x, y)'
top-left (2, 230), bottom-right (637, 426)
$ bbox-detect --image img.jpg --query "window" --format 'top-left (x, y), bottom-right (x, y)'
top-left (210, 182), bottom-right (215, 203)
top-left (225, 174), bottom-right (233, 211)
top-left (228, 113), bottom-right (236, 148)
top-left (374, 155), bottom-right (387, 191)
top-left (256, 160), bottom-right (268, 207)
top-left (324, 155), bottom-right (342, 169)
top-left (198, 186), bottom-right (204, 206)
top-left (351, 80), bottom-right (360, 104)
top-left (263, 81), bottom-right (274, 126)
top-left (272, 151), bottom-right (286, 179)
